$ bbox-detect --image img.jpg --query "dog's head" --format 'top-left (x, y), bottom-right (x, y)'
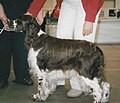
top-left (8, 15), bottom-right (40, 32)
top-left (8, 15), bottom-right (41, 49)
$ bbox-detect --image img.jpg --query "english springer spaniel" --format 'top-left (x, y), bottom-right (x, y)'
top-left (8, 15), bottom-right (110, 103)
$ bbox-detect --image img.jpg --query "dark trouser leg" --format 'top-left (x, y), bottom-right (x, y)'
top-left (11, 32), bottom-right (30, 82)
top-left (0, 31), bottom-right (12, 82)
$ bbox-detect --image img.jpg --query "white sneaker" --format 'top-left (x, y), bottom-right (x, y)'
top-left (67, 89), bottom-right (83, 97)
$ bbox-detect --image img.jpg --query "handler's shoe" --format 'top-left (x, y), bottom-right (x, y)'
top-left (67, 89), bottom-right (82, 97)
top-left (0, 81), bottom-right (8, 89)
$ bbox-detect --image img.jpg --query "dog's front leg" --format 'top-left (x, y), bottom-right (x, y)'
top-left (28, 48), bottom-right (51, 101)
top-left (32, 92), bottom-right (42, 102)
top-left (31, 72), bottom-right (44, 101)
top-left (47, 70), bottom-right (63, 94)
top-left (31, 71), bottom-right (51, 101)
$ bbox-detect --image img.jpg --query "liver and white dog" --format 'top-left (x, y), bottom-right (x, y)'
top-left (8, 15), bottom-right (110, 103)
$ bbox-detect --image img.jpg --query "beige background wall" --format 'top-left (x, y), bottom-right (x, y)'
top-left (103, 0), bottom-right (115, 8)
top-left (43, 0), bottom-right (56, 13)
top-left (116, 0), bottom-right (120, 9)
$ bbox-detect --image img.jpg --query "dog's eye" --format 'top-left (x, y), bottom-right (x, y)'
top-left (29, 24), bottom-right (35, 28)
top-left (17, 20), bottom-right (22, 24)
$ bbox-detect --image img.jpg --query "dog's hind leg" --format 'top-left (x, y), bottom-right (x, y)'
top-left (101, 81), bottom-right (110, 103)
top-left (81, 77), bottom-right (103, 103)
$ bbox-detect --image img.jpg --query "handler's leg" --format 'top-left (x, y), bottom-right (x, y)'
top-left (56, 0), bottom-right (76, 39)
top-left (66, 70), bottom-right (84, 97)
top-left (67, 76), bottom-right (83, 97)
top-left (12, 32), bottom-right (33, 85)
top-left (0, 31), bottom-right (12, 88)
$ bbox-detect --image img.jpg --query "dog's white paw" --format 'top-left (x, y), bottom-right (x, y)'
top-left (31, 93), bottom-right (41, 102)
top-left (31, 92), bottom-right (49, 101)
top-left (101, 82), bottom-right (110, 103)
top-left (101, 92), bottom-right (109, 103)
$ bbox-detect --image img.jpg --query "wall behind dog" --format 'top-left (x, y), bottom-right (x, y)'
top-left (43, 0), bottom-right (56, 15)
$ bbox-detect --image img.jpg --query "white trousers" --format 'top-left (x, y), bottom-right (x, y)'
top-left (57, 0), bottom-right (100, 43)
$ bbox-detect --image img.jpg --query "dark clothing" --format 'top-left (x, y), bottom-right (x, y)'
top-left (0, 0), bottom-right (32, 27)
top-left (0, 0), bottom-right (32, 82)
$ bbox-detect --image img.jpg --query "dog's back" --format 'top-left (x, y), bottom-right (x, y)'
top-left (32, 34), bottom-right (104, 79)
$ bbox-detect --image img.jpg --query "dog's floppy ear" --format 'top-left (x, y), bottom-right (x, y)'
top-left (17, 15), bottom-right (40, 35)
top-left (19, 15), bottom-right (39, 25)
top-left (18, 15), bottom-right (33, 22)
top-left (25, 22), bottom-right (40, 37)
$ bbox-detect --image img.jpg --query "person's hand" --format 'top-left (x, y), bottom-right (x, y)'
top-left (25, 12), bottom-right (33, 16)
top-left (82, 21), bottom-right (93, 36)
top-left (25, 10), bottom-right (44, 25)
top-left (1, 16), bottom-right (10, 31)
top-left (36, 9), bottom-right (45, 25)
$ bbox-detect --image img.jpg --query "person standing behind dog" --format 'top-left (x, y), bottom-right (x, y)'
top-left (0, 0), bottom-right (47, 89)
top-left (56, 0), bottom-right (104, 98)
top-left (57, 0), bottom-right (104, 42)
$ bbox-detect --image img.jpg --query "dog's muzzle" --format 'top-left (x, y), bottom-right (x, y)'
top-left (8, 20), bottom-right (23, 32)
